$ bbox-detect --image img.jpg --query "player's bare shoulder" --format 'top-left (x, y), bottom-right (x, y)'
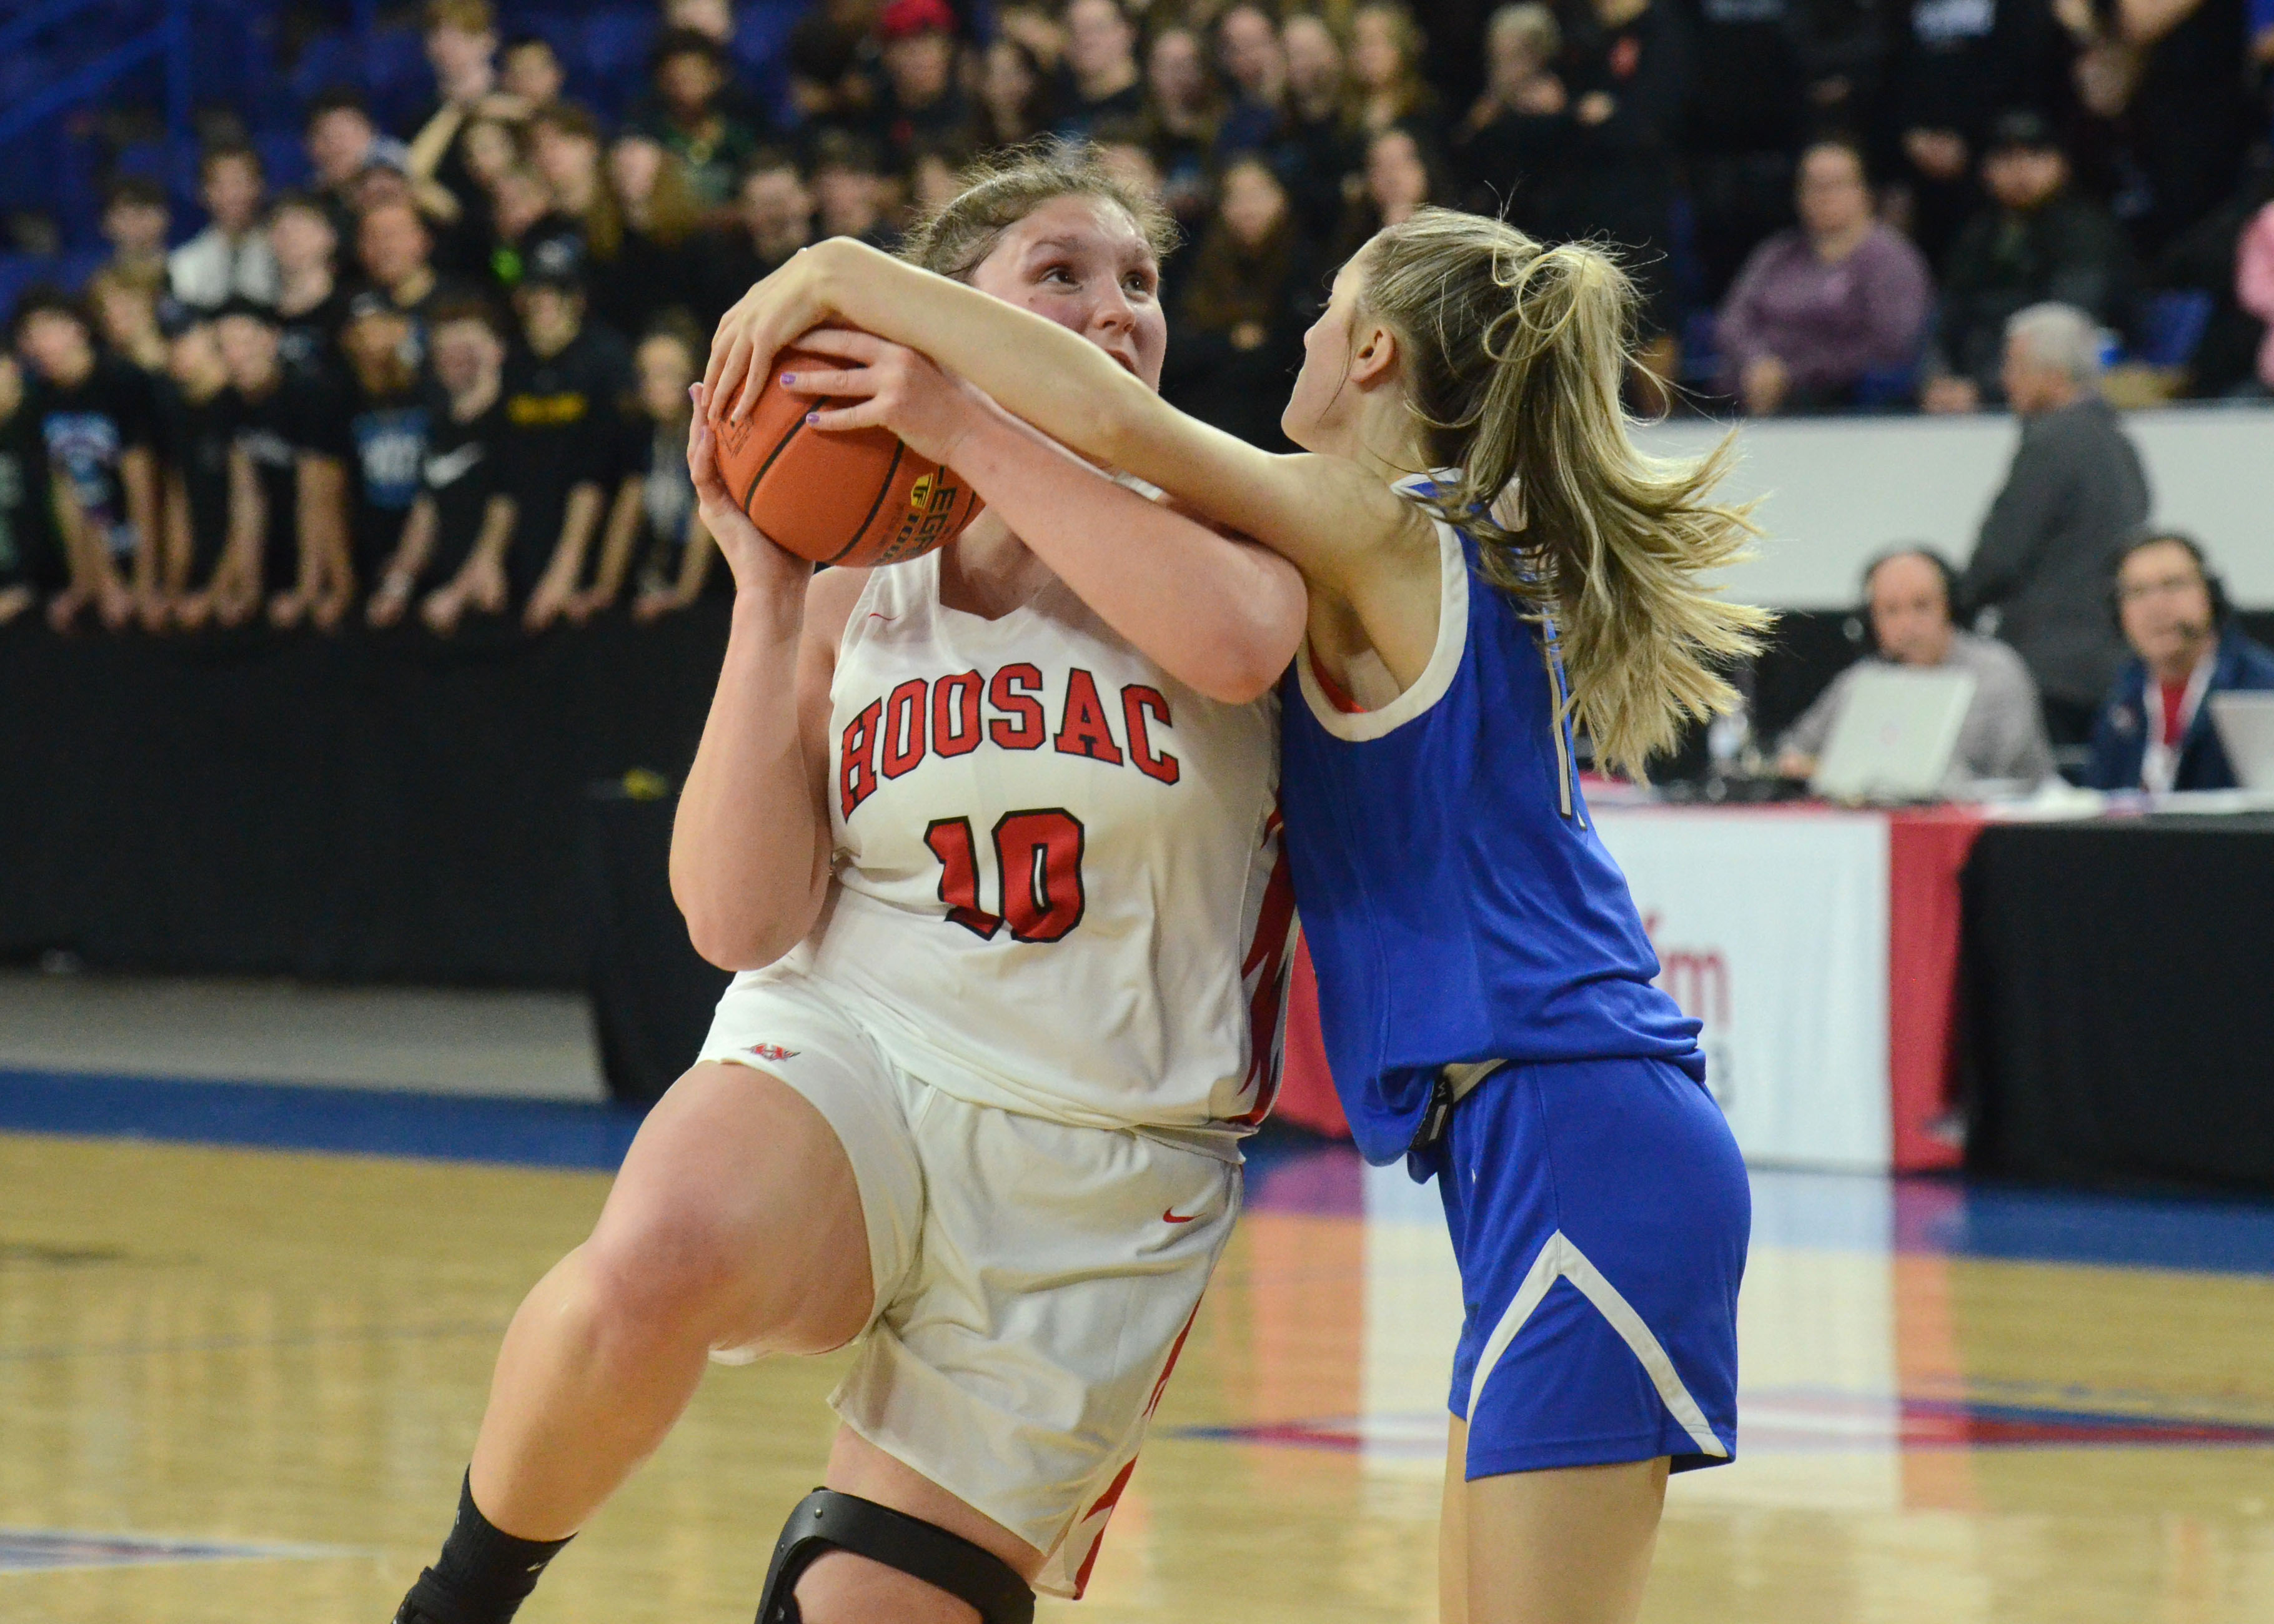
top-left (804, 566), bottom-right (875, 665)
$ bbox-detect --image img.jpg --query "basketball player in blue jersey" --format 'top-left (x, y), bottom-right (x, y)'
top-left (713, 205), bottom-right (1769, 1621)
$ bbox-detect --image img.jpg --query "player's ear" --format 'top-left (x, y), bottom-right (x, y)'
top-left (1347, 320), bottom-right (1399, 389)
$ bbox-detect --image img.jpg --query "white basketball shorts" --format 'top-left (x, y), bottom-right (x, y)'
top-left (697, 963), bottom-right (1241, 1598)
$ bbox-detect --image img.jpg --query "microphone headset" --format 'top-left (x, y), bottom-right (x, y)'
top-left (2107, 527), bottom-right (2228, 636)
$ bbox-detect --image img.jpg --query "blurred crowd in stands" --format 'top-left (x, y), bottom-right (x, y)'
top-left (3, 0), bottom-right (2273, 639)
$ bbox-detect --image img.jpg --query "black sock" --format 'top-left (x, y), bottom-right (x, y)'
top-left (396, 1473), bottom-right (573, 1624)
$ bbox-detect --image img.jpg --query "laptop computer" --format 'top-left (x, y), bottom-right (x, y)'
top-left (1809, 666), bottom-right (1978, 803)
top-left (2208, 692), bottom-right (2274, 791)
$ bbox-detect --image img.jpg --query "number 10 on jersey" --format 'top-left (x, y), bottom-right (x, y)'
top-left (924, 810), bottom-right (1088, 943)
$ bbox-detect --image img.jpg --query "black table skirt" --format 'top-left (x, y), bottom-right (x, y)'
top-left (1964, 817), bottom-right (2274, 1195)
top-left (0, 606), bottom-right (730, 990)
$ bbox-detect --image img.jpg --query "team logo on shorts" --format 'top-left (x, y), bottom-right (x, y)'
top-left (745, 1042), bottom-right (800, 1062)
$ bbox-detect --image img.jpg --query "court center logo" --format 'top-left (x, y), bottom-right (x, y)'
top-left (1641, 912), bottom-right (1734, 1107)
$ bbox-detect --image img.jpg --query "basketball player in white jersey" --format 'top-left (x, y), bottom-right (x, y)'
top-left (390, 146), bottom-right (1305, 1624)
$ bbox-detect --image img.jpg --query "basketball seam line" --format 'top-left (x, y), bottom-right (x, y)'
top-left (740, 412), bottom-right (812, 515)
top-left (828, 440), bottom-right (907, 565)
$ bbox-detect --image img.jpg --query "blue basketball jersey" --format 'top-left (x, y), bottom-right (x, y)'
top-left (1279, 475), bottom-right (1704, 1166)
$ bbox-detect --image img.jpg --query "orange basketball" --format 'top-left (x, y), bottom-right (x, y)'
top-left (710, 347), bottom-right (983, 568)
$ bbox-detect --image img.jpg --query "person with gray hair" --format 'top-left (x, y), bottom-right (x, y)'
top-left (1956, 299), bottom-right (2150, 745)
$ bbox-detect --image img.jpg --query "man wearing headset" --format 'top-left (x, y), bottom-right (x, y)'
top-left (2085, 531), bottom-right (2274, 793)
top-left (1777, 547), bottom-right (2055, 789)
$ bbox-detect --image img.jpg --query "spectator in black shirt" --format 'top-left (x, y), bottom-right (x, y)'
top-left (216, 300), bottom-right (352, 629)
top-left (617, 321), bottom-right (722, 622)
top-left (1166, 156), bottom-right (1317, 450)
top-left (1885, 0), bottom-right (2067, 263)
top-left (532, 106), bottom-right (627, 291)
top-left (2056, 0), bottom-right (2253, 258)
top-left (789, 0), bottom-right (881, 132)
top-left (811, 132), bottom-right (897, 249)
top-left (486, 166), bottom-right (585, 300)
top-left (872, 0), bottom-right (969, 169)
top-left (1058, 0), bottom-right (1148, 139)
top-left (370, 299), bottom-right (517, 633)
top-left (1682, 0), bottom-right (1808, 304)
top-left (1924, 110), bottom-right (2133, 412)
top-left (155, 310), bottom-right (257, 630)
top-left (358, 198), bottom-right (472, 368)
top-left (1279, 14), bottom-right (1355, 242)
top-left (695, 150), bottom-right (813, 335)
top-left (15, 289), bottom-right (161, 632)
top-left (1330, 124), bottom-right (1441, 265)
top-left (1454, 3), bottom-right (1571, 235)
top-left (405, 0), bottom-right (509, 237)
top-left (662, 0), bottom-right (777, 134)
top-left (304, 293), bottom-right (433, 585)
top-left (1143, 27), bottom-right (1222, 235)
top-left (600, 134), bottom-right (705, 339)
top-left (1216, 5), bottom-right (1288, 156)
top-left (632, 29), bottom-right (765, 210)
top-left (0, 352), bottom-right (74, 628)
top-left (976, 36), bottom-right (1052, 150)
top-left (1561, 0), bottom-right (1695, 404)
top-left (1346, 4), bottom-right (1444, 150)
top-left (271, 192), bottom-right (350, 380)
top-left (88, 268), bottom-right (169, 377)
top-left (499, 250), bottom-right (633, 630)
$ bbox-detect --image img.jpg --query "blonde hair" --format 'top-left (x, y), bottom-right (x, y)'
top-left (1356, 209), bottom-right (1770, 775)
top-left (898, 137), bottom-right (1178, 281)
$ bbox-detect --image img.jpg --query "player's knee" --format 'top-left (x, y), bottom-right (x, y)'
top-left (578, 1196), bottom-right (753, 1349)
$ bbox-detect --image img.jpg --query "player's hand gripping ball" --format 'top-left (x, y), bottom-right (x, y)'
top-left (708, 346), bottom-right (983, 568)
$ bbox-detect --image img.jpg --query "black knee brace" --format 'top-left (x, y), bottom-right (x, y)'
top-left (754, 1488), bottom-right (1035, 1624)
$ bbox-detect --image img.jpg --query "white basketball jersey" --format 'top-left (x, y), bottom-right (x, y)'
top-left (781, 550), bottom-right (1293, 1144)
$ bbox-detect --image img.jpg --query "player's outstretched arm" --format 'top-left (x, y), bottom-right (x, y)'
top-left (705, 239), bottom-right (1398, 596)
top-left (782, 328), bottom-right (1304, 703)
top-left (670, 394), bottom-right (850, 971)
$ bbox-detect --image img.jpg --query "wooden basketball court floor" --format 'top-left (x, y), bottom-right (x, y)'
top-left (4, 1034), bottom-right (2273, 1622)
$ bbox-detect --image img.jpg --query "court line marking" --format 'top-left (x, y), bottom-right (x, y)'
top-left (0, 1318), bottom-right (507, 1365)
top-left (0, 1528), bottom-right (357, 1576)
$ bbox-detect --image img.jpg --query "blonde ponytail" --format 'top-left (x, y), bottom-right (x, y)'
top-left (1356, 209), bottom-right (1772, 776)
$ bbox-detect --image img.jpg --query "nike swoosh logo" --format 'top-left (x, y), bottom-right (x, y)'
top-left (1161, 1207), bottom-right (1199, 1224)
top-left (423, 443), bottom-right (485, 487)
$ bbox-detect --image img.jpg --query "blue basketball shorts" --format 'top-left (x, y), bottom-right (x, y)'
top-left (1419, 1054), bottom-right (1750, 1480)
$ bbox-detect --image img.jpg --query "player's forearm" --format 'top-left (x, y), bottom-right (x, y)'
top-left (951, 409), bottom-right (1304, 703)
top-left (808, 242), bottom-right (1343, 573)
top-left (816, 240), bottom-right (1168, 480)
top-left (671, 592), bottom-right (828, 968)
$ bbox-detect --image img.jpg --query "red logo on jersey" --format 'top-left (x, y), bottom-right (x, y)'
top-left (744, 1042), bottom-right (800, 1062)
top-left (838, 668), bottom-right (1181, 818)
top-left (1161, 1206), bottom-right (1200, 1224)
